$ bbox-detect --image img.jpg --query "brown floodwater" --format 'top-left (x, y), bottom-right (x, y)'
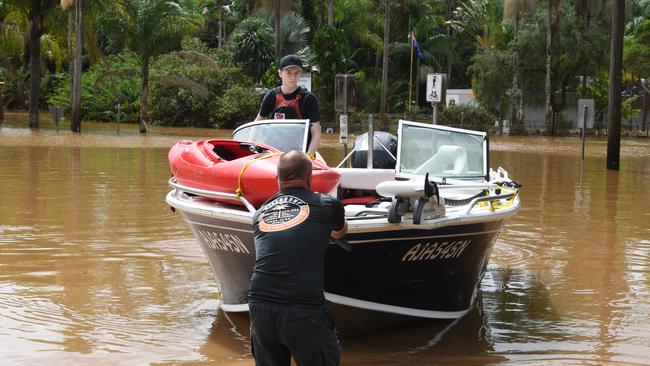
top-left (1, 119), bottom-right (649, 365)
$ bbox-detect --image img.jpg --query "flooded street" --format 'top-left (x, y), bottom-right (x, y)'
top-left (1, 125), bottom-right (649, 365)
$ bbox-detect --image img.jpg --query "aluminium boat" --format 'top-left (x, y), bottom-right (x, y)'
top-left (166, 119), bottom-right (521, 319)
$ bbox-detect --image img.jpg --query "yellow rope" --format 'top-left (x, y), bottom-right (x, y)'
top-left (235, 152), bottom-right (282, 200)
top-left (477, 185), bottom-right (519, 211)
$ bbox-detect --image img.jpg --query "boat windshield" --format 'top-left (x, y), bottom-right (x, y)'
top-left (396, 120), bottom-right (487, 180)
top-left (232, 119), bottom-right (309, 152)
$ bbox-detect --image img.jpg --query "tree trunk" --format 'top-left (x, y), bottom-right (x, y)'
top-left (511, 17), bottom-right (522, 134)
top-left (606, 0), bottom-right (624, 170)
top-left (642, 87), bottom-right (648, 132)
top-left (379, 0), bottom-right (390, 130)
top-left (139, 56), bottom-right (150, 133)
top-left (68, 9), bottom-right (74, 108)
top-left (544, 0), bottom-right (553, 135)
top-left (319, 0), bottom-right (324, 29)
top-left (274, 0), bottom-right (280, 59)
top-left (28, 5), bottom-right (43, 129)
top-left (327, 0), bottom-right (333, 28)
top-left (71, 0), bottom-right (82, 133)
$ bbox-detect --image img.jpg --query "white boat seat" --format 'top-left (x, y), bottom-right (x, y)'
top-left (414, 145), bottom-right (467, 175)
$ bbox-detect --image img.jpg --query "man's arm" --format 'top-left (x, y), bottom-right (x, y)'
top-left (256, 91), bottom-right (273, 121)
top-left (330, 199), bottom-right (347, 239)
top-left (307, 122), bottom-right (321, 155)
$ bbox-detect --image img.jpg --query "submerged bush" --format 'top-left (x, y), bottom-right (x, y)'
top-left (438, 104), bottom-right (497, 133)
top-left (48, 52), bottom-right (141, 123)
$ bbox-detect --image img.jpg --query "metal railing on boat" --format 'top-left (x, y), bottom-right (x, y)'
top-left (168, 178), bottom-right (257, 214)
top-left (463, 192), bottom-right (516, 215)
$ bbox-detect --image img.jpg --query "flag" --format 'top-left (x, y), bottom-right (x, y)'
top-left (411, 33), bottom-right (425, 61)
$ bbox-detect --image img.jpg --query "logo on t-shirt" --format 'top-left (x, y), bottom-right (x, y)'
top-left (258, 195), bottom-right (310, 232)
top-left (273, 112), bottom-right (286, 119)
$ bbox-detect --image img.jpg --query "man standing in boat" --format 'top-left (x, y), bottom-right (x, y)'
top-left (255, 55), bottom-right (321, 155)
top-left (248, 150), bottom-right (347, 366)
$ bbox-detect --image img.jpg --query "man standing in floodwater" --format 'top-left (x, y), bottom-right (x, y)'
top-left (248, 150), bottom-right (347, 366)
top-left (255, 54), bottom-right (321, 155)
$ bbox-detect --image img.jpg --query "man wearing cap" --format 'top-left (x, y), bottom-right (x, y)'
top-left (255, 54), bottom-right (321, 155)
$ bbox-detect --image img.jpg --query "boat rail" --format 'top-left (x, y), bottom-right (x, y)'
top-left (168, 178), bottom-right (257, 214)
top-left (463, 192), bottom-right (516, 215)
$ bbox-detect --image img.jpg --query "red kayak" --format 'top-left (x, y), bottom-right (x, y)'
top-left (168, 139), bottom-right (341, 208)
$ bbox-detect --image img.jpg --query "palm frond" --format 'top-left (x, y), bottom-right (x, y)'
top-left (156, 75), bottom-right (210, 99)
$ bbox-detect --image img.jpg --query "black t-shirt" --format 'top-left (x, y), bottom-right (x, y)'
top-left (249, 188), bottom-right (345, 307)
top-left (258, 87), bottom-right (321, 123)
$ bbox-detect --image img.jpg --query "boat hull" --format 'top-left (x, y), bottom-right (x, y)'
top-left (169, 192), bottom-right (510, 319)
top-left (176, 208), bottom-right (255, 311)
top-left (323, 220), bottom-right (505, 318)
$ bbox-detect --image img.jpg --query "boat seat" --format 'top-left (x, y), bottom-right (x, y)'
top-left (414, 145), bottom-right (467, 175)
top-left (212, 144), bottom-right (239, 161)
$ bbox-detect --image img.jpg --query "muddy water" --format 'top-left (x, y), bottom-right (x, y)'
top-left (1, 125), bottom-right (649, 365)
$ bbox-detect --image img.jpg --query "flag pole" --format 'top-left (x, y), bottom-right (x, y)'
top-left (408, 31), bottom-right (414, 113)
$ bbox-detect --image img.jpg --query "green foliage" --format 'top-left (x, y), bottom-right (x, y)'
top-left (579, 72), bottom-right (608, 116)
top-left (624, 19), bottom-right (650, 79)
top-left (447, 0), bottom-right (506, 50)
top-left (97, 0), bottom-right (203, 60)
top-left (0, 64), bottom-right (28, 108)
top-left (214, 84), bottom-right (261, 128)
top-left (468, 48), bottom-right (511, 117)
top-left (354, 70), bottom-right (380, 114)
top-left (150, 38), bottom-right (259, 129)
top-left (48, 52), bottom-right (141, 122)
top-left (439, 104), bottom-right (497, 133)
top-left (312, 27), bottom-right (351, 124)
top-left (230, 12), bottom-right (275, 81)
top-left (278, 11), bottom-right (310, 55)
top-left (580, 72), bottom-right (641, 123)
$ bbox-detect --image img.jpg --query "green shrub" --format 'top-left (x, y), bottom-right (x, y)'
top-left (150, 38), bottom-right (259, 129)
top-left (438, 104), bottom-right (497, 133)
top-left (48, 52), bottom-right (141, 123)
top-left (214, 85), bottom-right (261, 128)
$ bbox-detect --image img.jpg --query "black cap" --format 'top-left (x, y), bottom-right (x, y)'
top-left (279, 54), bottom-right (303, 70)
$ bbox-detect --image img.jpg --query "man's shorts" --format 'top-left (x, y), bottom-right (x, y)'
top-left (249, 301), bottom-right (341, 366)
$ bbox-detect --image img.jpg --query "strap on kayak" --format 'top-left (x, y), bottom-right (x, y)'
top-left (236, 152), bottom-right (283, 201)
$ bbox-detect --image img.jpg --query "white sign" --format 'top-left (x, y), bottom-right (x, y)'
top-left (426, 74), bottom-right (443, 103)
top-left (298, 72), bottom-right (311, 92)
top-left (577, 99), bottom-right (595, 129)
top-left (446, 94), bottom-right (460, 106)
top-left (339, 115), bottom-right (348, 144)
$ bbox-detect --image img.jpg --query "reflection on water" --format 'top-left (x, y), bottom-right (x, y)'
top-left (1, 126), bottom-right (649, 365)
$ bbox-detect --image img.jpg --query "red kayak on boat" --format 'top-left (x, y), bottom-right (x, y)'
top-left (168, 138), bottom-right (340, 208)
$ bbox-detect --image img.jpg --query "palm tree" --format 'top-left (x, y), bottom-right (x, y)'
top-left (447, 0), bottom-right (505, 49)
top-left (230, 12), bottom-right (275, 80)
top-left (543, 0), bottom-right (563, 135)
top-left (99, 0), bottom-right (202, 133)
top-left (60, 0), bottom-right (82, 132)
top-left (26, 0), bottom-right (58, 128)
top-left (255, 0), bottom-right (293, 59)
top-left (504, 0), bottom-right (535, 133)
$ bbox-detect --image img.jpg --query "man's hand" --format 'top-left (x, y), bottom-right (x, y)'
top-left (330, 221), bottom-right (348, 240)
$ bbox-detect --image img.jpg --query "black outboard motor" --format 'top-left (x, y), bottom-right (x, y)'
top-left (351, 131), bottom-right (397, 169)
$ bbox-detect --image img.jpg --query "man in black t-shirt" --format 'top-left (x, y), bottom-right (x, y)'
top-left (255, 54), bottom-right (321, 155)
top-left (249, 150), bottom-right (347, 366)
